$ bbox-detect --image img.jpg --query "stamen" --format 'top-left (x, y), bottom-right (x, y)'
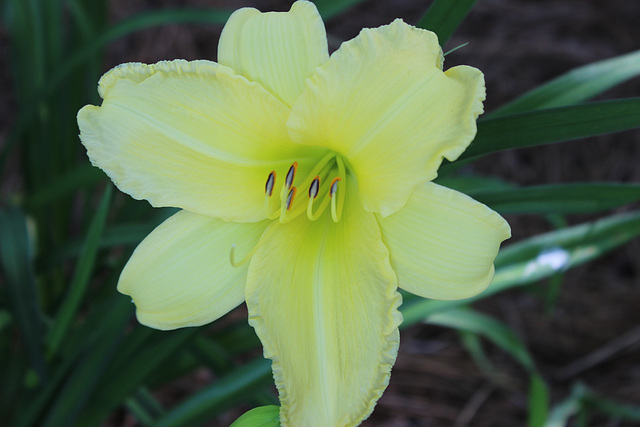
top-left (265, 171), bottom-right (276, 196)
top-left (309, 176), bottom-right (320, 199)
top-left (264, 194), bottom-right (281, 220)
top-left (286, 187), bottom-right (297, 211)
top-left (264, 152), bottom-right (349, 223)
top-left (329, 177), bottom-right (341, 198)
top-left (285, 162), bottom-right (298, 190)
top-left (291, 152), bottom-right (335, 196)
top-left (331, 157), bottom-right (347, 223)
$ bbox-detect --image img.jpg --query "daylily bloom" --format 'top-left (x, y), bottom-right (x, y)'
top-left (77, 1), bottom-right (510, 425)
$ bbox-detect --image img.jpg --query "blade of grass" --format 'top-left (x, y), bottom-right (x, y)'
top-left (27, 163), bottom-right (104, 209)
top-left (46, 185), bottom-right (112, 356)
top-left (545, 383), bottom-right (585, 427)
top-left (154, 357), bottom-right (274, 427)
top-left (1, 8), bottom-right (232, 173)
top-left (449, 98), bottom-right (640, 166)
top-left (230, 405), bottom-right (280, 427)
top-left (0, 332), bottom-right (28, 425)
top-left (0, 206), bottom-right (47, 380)
top-left (417, 0), bottom-right (478, 46)
top-left (458, 330), bottom-right (494, 373)
top-left (41, 295), bottom-right (132, 427)
top-left (471, 182), bottom-right (640, 215)
top-left (491, 49), bottom-right (640, 117)
top-left (77, 325), bottom-right (200, 426)
top-left (582, 387), bottom-right (640, 422)
top-left (529, 374), bottom-right (549, 427)
top-left (426, 307), bottom-right (535, 371)
top-left (125, 388), bottom-right (166, 426)
top-left (402, 211), bottom-right (640, 324)
top-left (313, 0), bottom-right (369, 20)
top-left (435, 175), bottom-right (515, 193)
top-left (425, 307), bottom-right (550, 426)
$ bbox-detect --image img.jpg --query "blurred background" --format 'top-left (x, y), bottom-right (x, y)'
top-left (1, 0), bottom-right (639, 426)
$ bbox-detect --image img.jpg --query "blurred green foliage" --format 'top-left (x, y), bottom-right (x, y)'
top-left (1, 0), bottom-right (639, 426)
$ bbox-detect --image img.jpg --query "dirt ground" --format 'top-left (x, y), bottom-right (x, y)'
top-left (5, 0), bottom-right (640, 425)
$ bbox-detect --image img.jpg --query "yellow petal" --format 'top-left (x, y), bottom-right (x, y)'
top-left (288, 19), bottom-right (485, 217)
top-left (377, 182), bottom-right (510, 300)
top-left (218, 1), bottom-right (329, 107)
top-left (118, 210), bottom-right (269, 330)
top-left (78, 60), bottom-right (309, 222)
top-left (245, 183), bottom-right (402, 426)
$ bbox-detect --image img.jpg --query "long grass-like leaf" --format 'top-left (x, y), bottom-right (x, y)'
top-left (417, 0), bottom-right (477, 46)
top-left (491, 49), bottom-right (640, 117)
top-left (0, 206), bottom-right (47, 380)
top-left (529, 374), bottom-right (550, 427)
top-left (0, 8), bottom-right (232, 172)
top-left (27, 163), bottom-right (104, 209)
top-left (425, 308), bottom-right (549, 426)
top-left (41, 296), bottom-right (132, 427)
top-left (426, 307), bottom-right (535, 371)
top-left (471, 182), bottom-right (640, 215)
top-left (46, 185), bottom-right (112, 356)
top-left (154, 358), bottom-right (273, 427)
top-left (231, 405), bottom-right (280, 427)
top-left (402, 211), bottom-right (640, 324)
top-left (313, 0), bottom-right (369, 19)
top-left (545, 383), bottom-right (640, 426)
top-left (78, 326), bottom-right (199, 426)
top-left (451, 98), bottom-right (640, 165)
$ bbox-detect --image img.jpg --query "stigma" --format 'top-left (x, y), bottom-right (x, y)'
top-left (264, 153), bottom-right (346, 224)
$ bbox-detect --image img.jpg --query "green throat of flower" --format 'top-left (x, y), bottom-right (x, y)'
top-left (265, 152), bottom-right (348, 225)
top-left (229, 152), bottom-right (349, 269)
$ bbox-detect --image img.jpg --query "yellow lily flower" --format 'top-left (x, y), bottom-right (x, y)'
top-left (77, 1), bottom-right (510, 425)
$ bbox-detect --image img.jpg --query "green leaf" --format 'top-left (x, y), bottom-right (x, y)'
top-left (545, 383), bottom-right (584, 427)
top-left (1, 8), bottom-right (232, 172)
top-left (471, 183), bottom-right (640, 215)
top-left (583, 387), bottom-right (640, 422)
top-left (435, 175), bottom-right (514, 194)
top-left (426, 307), bottom-right (535, 372)
top-left (491, 49), bottom-right (640, 117)
top-left (425, 308), bottom-right (550, 427)
top-left (402, 211), bottom-right (640, 323)
top-left (451, 98), bottom-right (640, 165)
top-left (155, 358), bottom-right (273, 427)
top-left (313, 0), bottom-right (369, 19)
top-left (545, 383), bottom-right (640, 426)
top-left (0, 206), bottom-right (47, 380)
top-left (27, 163), bottom-right (104, 208)
top-left (41, 295), bottom-right (132, 427)
top-left (417, 0), bottom-right (477, 46)
top-left (231, 406), bottom-right (280, 427)
top-left (46, 185), bottom-right (112, 356)
top-left (125, 388), bottom-right (166, 426)
top-left (529, 374), bottom-right (549, 427)
top-left (77, 324), bottom-right (199, 426)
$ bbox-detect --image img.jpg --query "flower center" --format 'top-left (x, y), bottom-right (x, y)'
top-left (264, 152), bottom-right (347, 224)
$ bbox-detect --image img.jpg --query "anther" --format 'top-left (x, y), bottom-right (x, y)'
top-left (286, 187), bottom-right (297, 211)
top-left (329, 177), bottom-right (341, 198)
top-left (285, 162), bottom-right (298, 190)
top-left (309, 176), bottom-right (320, 199)
top-left (265, 171), bottom-right (276, 196)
